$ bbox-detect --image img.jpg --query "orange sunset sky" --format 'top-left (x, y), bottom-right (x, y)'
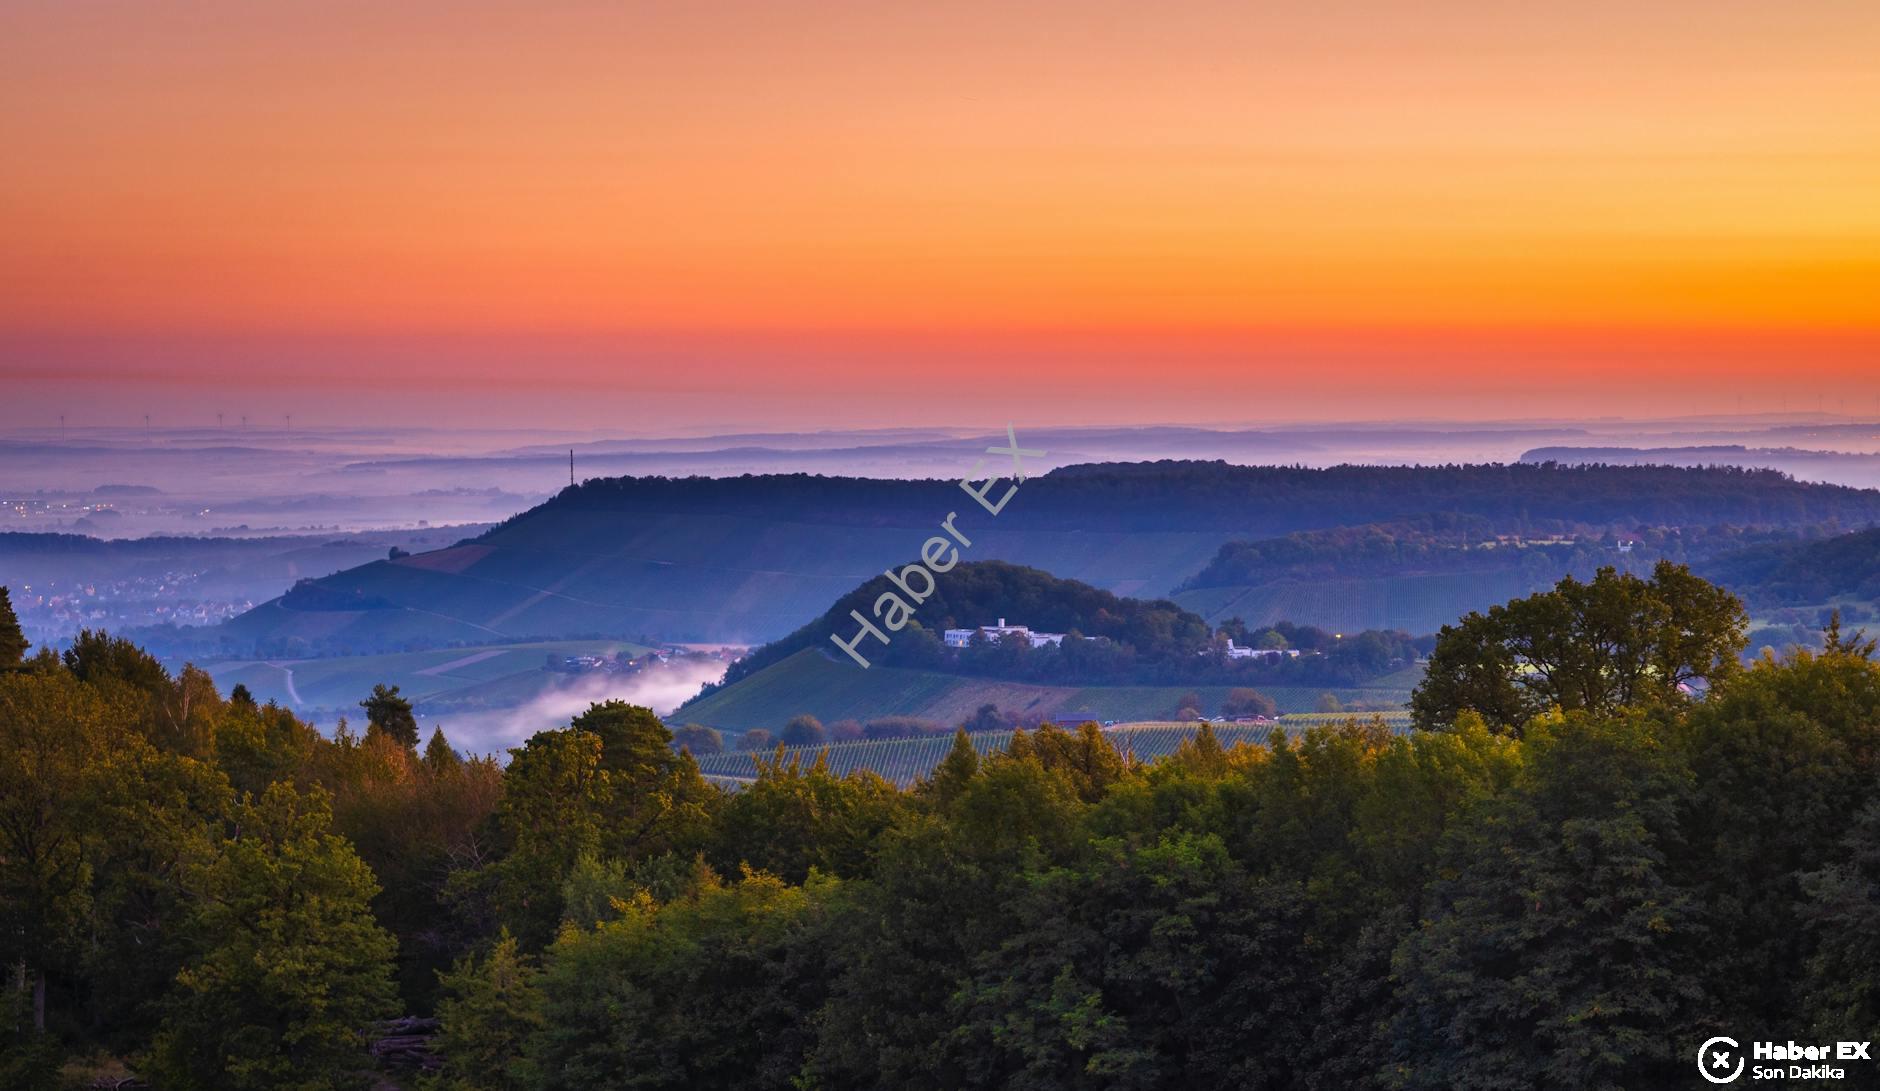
top-left (2, 1), bottom-right (1877, 428)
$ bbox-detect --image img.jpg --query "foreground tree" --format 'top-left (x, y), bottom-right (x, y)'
top-left (0, 668), bottom-right (113, 1035)
top-left (0, 585), bottom-right (27, 667)
top-left (950, 831), bottom-right (1313, 1088)
top-left (1389, 713), bottom-right (1708, 1088)
top-left (1684, 622), bottom-right (1880, 1028)
top-left (428, 933), bottom-right (543, 1091)
top-left (149, 783), bottom-right (397, 1091)
top-left (1412, 562), bottom-right (1746, 733)
top-left (529, 871), bottom-right (833, 1090)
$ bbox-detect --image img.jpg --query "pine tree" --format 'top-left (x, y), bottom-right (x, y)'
top-left (429, 932), bottom-right (543, 1091)
top-left (423, 726), bottom-right (462, 774)
top-left (0, 586), bottom-right (27, 667)
top-left (921, 728), bottom-right (980, 806)
top-left (361, 683), bottom-right (420, 749)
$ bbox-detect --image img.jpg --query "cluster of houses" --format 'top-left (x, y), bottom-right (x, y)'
top-left (943, 618), bottom-right (1069, 649)
top-left (939, 621), bottom-right (1322, 663)
top-left (1222, 639), bottom-right (1303, 661)
top-left (546, 649), bottom-right (670, 674)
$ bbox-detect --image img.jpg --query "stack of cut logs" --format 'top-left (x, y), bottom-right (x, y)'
top-left (370, 1015), bottom-right (443, 1074)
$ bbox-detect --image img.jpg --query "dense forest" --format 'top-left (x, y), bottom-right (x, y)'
top-left (1698, 525), bottom-right (1880, 607)
top-left (7, 573), bottom-right (1880, 1088)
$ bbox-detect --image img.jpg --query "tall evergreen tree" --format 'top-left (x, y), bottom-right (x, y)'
top-left (429, 933), bottom-right (543, 1091)
top-left (0, 586), bottom-right (27, 667)
top-left (360, 683), bottom-right (420, 749)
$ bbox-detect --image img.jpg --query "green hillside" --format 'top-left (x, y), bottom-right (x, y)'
top-left (676, 647), bottom-right (1417, 732)
top-left (1171, 568), bottom-right (1578, 632)
top-left (1165, 516), bottom-right (1735, 633)
top-left (1697, 526), bottom-right (1880, 607)
top-left (200, 638), bottom-right (652, 717)
top-left (212, 505), bottom-right (1233, 655)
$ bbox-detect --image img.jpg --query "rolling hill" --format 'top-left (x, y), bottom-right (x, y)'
top-left (1170, 523), bottom-right (1658, 632)
top-left (203, 461), bottom-right (1880, 654)
top-left (1696, 526), bottom-right (1880, 607)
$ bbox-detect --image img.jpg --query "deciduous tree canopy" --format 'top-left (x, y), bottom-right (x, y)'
top-left (1412, 561), bottom-right (1747, 733)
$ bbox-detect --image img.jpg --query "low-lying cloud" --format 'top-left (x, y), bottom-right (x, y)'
top-left (421, 658), bottom-right (728, 756)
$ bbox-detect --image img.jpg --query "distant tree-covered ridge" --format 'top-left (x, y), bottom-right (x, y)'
top-left (154, 461), bottom-right (1880, 657)
top-left (1179, 516), bottom-right (1817, 591)
top-left (492, 459), bottom-right (1880, 536)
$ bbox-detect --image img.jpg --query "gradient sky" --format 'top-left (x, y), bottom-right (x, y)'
top-left (3, 1), bottom-right (1877, 429)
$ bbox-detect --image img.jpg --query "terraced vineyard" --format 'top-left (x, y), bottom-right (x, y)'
top-left (695, 721), bottom-right (1287, 787)
top-left (679, 648), bottom-right (1420, 731)
top-left (1279, 710), bottom-right (1413, 730)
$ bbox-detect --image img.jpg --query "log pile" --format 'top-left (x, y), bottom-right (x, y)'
top-left (370, 1015), bottom-right (443, 1074)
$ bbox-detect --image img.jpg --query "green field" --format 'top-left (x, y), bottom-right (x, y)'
top-left (676, 647), bottom-right (1418, 732)
top-left (694, 721), bottom-right (1301, 787)
top-left (200, 638), bottom-right (654, 716)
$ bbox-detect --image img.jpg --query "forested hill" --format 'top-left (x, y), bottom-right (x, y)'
top-left (199, 461), bottom-right (1880, 654)
top-left (708, 560), bottom-right (1212, 690)
top-left (488, 459), bottom-right (1880, 535)
top-left (1698, 526), bottom-right (1880, 606)
top-left (1169, 517), bottom-right (1869, 636)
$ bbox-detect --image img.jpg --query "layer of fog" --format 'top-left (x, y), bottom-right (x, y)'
top-left (419, 657), bottom-right (729, 756)
top-left (10, 415), bottom-right (1880, 539)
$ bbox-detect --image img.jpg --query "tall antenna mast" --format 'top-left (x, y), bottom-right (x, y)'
top-left (570, 449), bottom-right (575, 487)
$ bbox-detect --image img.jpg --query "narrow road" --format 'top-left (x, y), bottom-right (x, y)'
top-left (264, 661), bottom-right (304, 706)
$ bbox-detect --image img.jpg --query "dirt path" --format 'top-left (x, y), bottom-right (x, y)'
top-left (415, 648), bottom-right (508, 676)
top-left (264, 661), bottom-right (304, 706)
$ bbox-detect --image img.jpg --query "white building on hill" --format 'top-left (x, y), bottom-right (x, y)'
top-left (943, 617), bottom-right (1067, 649)
top-left (1223, 639), bottom-right (1302, 661)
